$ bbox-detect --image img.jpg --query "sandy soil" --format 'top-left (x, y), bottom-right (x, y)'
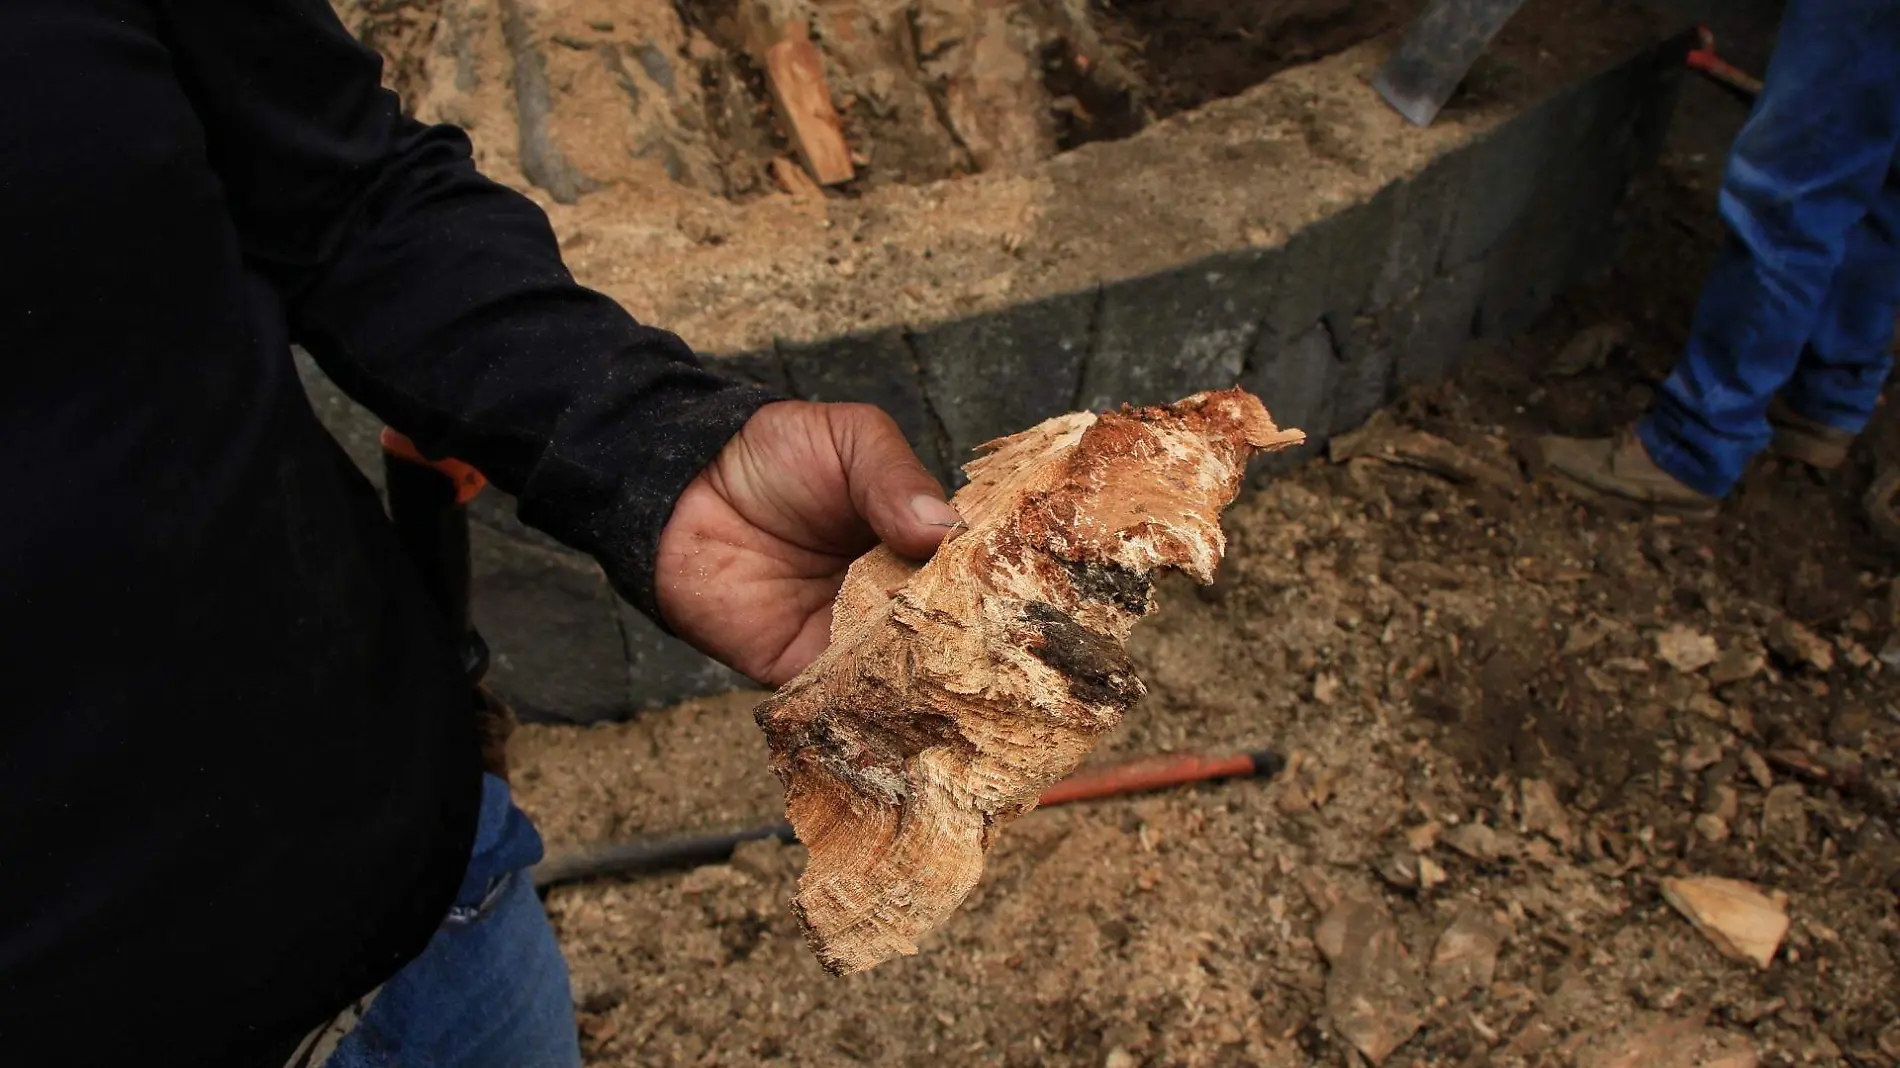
top-left (507, 77), bottom-right (1900, 1068)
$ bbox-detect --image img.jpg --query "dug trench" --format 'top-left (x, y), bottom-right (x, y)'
top-left (336, 0), bottom-right (1405, 199)
top-left (503, 61), bottom-right (1900, 1068)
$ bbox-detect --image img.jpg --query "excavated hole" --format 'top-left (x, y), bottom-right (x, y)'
top-left (343, 0), bottom-right (1408, 204)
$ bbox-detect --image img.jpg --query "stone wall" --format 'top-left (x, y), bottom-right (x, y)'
top-left (298, 22), bottom-right (1688, 723)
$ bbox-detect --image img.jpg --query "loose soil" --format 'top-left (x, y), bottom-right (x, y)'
top-left (508, 54), bottom-right (1900, 1068)
top-left (339, 0), bottom-right (1407, 198)
top-left (329, 0), bottom-right (1656, 361)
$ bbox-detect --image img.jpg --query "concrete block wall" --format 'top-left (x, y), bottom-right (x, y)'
top-left (297, 28), bottom-right (1687, 723)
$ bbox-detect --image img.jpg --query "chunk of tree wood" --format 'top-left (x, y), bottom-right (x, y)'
top-left (755, 390), bottom-right (1304, 974)
top-left (763, 24), bottom-right (856, 185)
top-left (1661, 876), bottom-right (1789, 969)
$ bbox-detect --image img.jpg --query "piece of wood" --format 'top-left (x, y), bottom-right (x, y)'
top-left (1316, 894), bottom-right (1427, 1064)
top-left (769, 156), bottom-right (823, 198)
top-left (1661, 875), bottom-right (1789, 969)
top-left (755, 389), bottom-right (1304, 974)
top-left (1328, 413), bottom-right (1520, 495)
top-left (762, 26), bottom-right (856, 185)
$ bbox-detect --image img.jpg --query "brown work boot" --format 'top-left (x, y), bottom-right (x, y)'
top-left (1768, 398), bottom-right (1854, 470)
top-left (1530, 427), bottom-right (1719, 518)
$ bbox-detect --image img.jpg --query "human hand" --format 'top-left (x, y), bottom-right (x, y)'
top-left (654, 401), bottom-right (961, 686)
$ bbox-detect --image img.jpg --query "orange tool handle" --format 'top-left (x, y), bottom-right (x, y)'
top-left (1036, 750), bottom-right (1281, 808)
top-left (1687, 26), bottom-right (1762, 100)
top-left (378, 428), bottom-right (488, 504)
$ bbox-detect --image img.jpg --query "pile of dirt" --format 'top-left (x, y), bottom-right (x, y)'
top-left (507, 72), bottom-right (1900, 1068)
top-left (331, 0), bottom-right (1408, 202)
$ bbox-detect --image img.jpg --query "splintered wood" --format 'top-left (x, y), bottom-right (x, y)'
top-left (754, 389), bottom-right (1304, 973)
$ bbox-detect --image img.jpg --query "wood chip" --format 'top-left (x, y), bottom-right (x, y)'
top-left (1693, 813), bottom-right (1731, 842)
top-left (1681, 742), bottom-right (1724, 773)
top-left (768, 155), bottom-right (822, 197)
top-left (1373, 850), bottom-right (1421, 891)
top-left (1661, 876), bottom-right (1790, 969)
top-left (1707, 784), bottom-right (1739, 823)
top-left (1742, 748), bottom-right (1773, 790)
top-left (1760, 783), bottom-right (1809, 852)
top-left (1316, 896), bottom-right (1426, 1064)
top-left (1656, 625), bottom-right (1720, 673)
top-left (1766, 618), bottom-right (1834, 673)
top-left (1563, 615), bottom-right (1617, 657)
top-left (1519, 779), bottom-right (1576, 851)
top-left (1710, 645), bottom-right (1765, 686)
top-left (1430, 910), bottom-right (1507, 1000)
top-left (754, 390), bottom-right (1303, 974)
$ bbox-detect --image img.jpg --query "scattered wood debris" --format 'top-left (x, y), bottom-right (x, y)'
top-left (753, 389), bottom-right (1303, 974)
top-left (1661, 876), bottom-right (1790, 969)
top-left (1656, 624), bottom-right (1719, 673)
top-left (1329, 413), bottom-right (1520, 494)
top-left (1430, 909), bottom-right (1508, 1000)
top-left (1742, 748), bottom-right (1774, 790)
top-left (1766, 618), bottom-right (1834, 673)
top-left (1315, 895), bottom-right (1426, 1065)
top-left (1404, 821), bottom-right (1443, 852)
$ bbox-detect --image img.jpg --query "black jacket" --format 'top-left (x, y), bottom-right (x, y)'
top-left (0, 2), bottom-right (774, 1064)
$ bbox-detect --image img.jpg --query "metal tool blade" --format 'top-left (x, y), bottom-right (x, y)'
top-left (1372, 0), bottom-right (1530, 127)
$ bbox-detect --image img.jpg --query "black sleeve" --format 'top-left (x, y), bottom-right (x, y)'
top-left (150, 0), bottom-right (780, 621)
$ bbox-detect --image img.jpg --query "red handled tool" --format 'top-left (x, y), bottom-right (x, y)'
top-left (380, 428), bottom-right (489, 685)
top-left (1687, 26), bottom-right (1762, 104)
top-left (531, 748), bottom-right (1284, 889)
top-left (380, 429), bottom-right (516, 777)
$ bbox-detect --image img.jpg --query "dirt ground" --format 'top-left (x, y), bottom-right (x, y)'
top-left (504, 25), bottom-right (1900, 1068)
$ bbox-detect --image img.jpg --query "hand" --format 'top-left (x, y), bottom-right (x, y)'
top-left (655, 401), bottom-right (962, 686)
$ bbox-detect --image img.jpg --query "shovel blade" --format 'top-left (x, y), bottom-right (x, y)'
top-left (1373, 0), bottom-right (1530, 127)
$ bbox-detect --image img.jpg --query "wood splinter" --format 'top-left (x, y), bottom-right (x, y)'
top-left (754, 388), bottom-right (1306, 974)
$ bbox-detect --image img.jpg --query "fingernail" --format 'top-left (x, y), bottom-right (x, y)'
top-left (910, 495), bottom-right (963, 529)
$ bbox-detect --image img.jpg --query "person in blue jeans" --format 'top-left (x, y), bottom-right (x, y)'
top-left (1537, 0), bottom-right (1900, 514)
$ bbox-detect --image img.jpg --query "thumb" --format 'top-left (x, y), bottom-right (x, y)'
top-left (831, 403), bottom-right (961, 561)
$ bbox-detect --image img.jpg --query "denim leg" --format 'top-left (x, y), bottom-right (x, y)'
top-left (1781, 156), bottom-right (1900, 433)
top-left (324, 775), bottom-right (580, 1068)
top-left (1640, 0), bottom-right (1900, 497)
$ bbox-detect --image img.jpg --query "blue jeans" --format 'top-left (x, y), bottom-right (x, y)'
top-left (324, 774), bottom-right (581, 1068)
top-left (1639, 0), bottom-right (1900, 497)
